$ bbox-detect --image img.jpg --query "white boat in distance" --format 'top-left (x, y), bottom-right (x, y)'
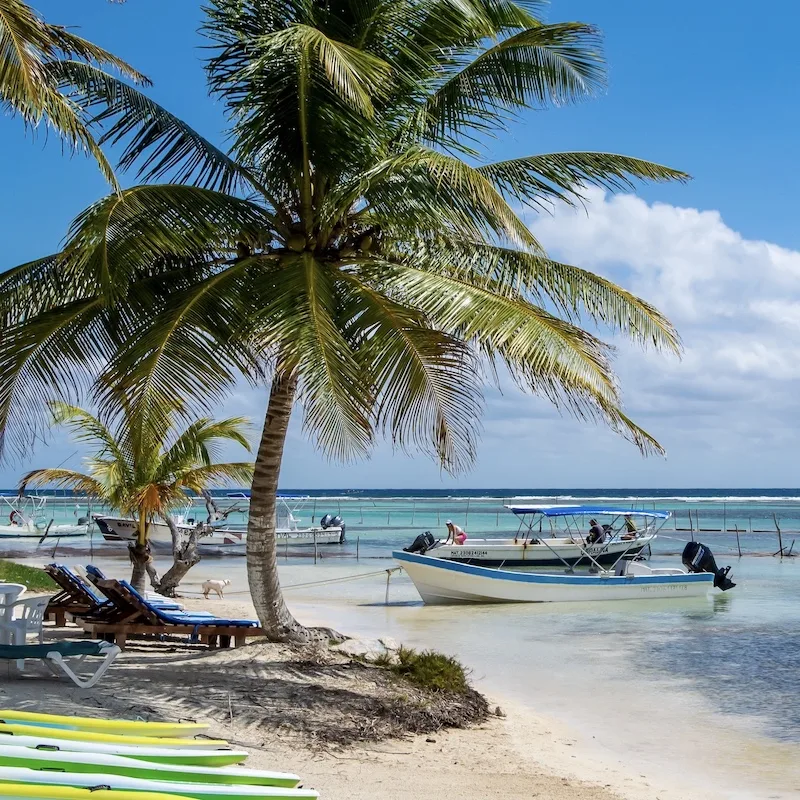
top-left (422, 505), bottom-right (666, 568)
top-left (394, 551), bottom-right (715, 605)
top-left (95, 496), bottom-right (345, 554)
top-left (0, 495), bottom-right (89, 539)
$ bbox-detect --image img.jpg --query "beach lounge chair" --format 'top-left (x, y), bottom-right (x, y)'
top-left (45, 565), bottom-right (183, 627)
top-left (0, 640), bottom-right (120, 688)
top-left (81, 565), bottom-right (184, 609)
top-left (80, 579), bottom-right (264, 650)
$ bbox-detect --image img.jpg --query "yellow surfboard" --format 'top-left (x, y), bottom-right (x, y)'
top-left (0, 710), bottom-right (207, 739)
top-left (0, 724), bottom-right (227, 749)
top-left (0, 784), bottom-right (194, 800)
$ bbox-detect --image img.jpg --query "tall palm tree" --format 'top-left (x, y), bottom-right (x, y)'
top-left (0, 0), bottom-right (147, 187)
top-left (0, 0), bottom-right (686, 638)
top-left (19, 401), bottom-right (254, 592)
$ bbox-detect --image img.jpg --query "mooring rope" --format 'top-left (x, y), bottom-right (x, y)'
top-left (178, 567), bottom-right (403, 597)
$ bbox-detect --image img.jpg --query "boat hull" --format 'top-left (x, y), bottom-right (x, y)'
top-left (95, 517), bottom-right (345, 552)
top-left (0, 525), bottom-right (87, 540)
top-left (429, 535), bottom-right (654, 567)
top-left (394, 551), bottom-right (713, 605)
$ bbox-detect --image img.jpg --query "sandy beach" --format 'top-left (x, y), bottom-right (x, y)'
top-left (5, 555), bottom-right (799, 800)
top-left (0, 610), bottom-right (662, 800)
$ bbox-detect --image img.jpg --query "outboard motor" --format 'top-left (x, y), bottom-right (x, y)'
top-left (320, 514), bottom-right (343, 529)
top-left (404, 531), bottom-right (436, 554)
top-left (682, 541), bottom-right (736, 591)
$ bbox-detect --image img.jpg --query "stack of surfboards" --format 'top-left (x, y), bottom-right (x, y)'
top-left (0, 709), bottom-right (318, 800)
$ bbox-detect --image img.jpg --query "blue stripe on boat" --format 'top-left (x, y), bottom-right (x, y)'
top-left (392, 551), bottom-right (713, 585)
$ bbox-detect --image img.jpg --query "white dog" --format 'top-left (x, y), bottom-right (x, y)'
top-left (202, 579), bottom-right (231, 599)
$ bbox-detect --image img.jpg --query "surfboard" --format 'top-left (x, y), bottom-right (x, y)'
top-left (0, 711), bottom-right (207, 739)
top-left (0, 768), bottom-right (318, 800)
top-left (0, 747), bottom-right (298, 788)
top-left (0, 784), bottom-right (194, 800)
top-left (0, 734), bottom-right (247, 767)
top-left (0, 725), bottom-right (228, 749)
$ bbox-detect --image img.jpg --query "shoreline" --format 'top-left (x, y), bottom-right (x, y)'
top-left (7, 556), bottom-right (800, 799)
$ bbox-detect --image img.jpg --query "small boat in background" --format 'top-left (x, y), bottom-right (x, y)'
top-left (0, 495), bottom-right (89, 540)
top-left (96, 496), bottom-right (345, 554)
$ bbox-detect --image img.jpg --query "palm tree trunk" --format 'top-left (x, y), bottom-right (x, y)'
top-left (155, 517), bottom-right (202, 597)
top-left (247, 371), bottom-right (311, 642)
top-left (129, 517), bottom-right (154, 593)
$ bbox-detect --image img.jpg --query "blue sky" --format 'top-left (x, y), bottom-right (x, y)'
top-left (1, 0), bottom-right (799, 488)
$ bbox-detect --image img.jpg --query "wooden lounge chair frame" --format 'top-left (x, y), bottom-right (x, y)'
top-left (44, 565), bottom-right (138, 627)
top-left (80, 579), bottom-right (264, 651)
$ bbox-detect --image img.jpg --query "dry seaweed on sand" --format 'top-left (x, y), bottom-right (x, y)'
top-left (29, 640), bottom-right (488, 747)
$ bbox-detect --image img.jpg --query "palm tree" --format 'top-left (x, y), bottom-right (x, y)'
top-left (0, 0), bottom-right (147, 186)
top-left (0, 0), bottom-right (687, 638)
top-left (19, 401), bottom-right (254, 593)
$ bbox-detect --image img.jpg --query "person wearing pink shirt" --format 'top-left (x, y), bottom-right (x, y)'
top-left (445, 519), bottom-right (467, 545)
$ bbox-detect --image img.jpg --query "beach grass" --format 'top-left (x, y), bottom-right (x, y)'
top-left (388, 646), bottom-right (471, 694)
top-left (0, 559), bottom-right (56, 591)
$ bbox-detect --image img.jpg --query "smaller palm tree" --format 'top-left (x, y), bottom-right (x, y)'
top-left (19, 401), bottom-right (254, 593)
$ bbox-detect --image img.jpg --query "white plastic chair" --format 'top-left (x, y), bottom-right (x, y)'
top-left (0, 596), bottom-right (52, 659)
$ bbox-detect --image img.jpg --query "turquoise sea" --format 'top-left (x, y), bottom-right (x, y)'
top-left (6, 488), bottom-right (800, 797)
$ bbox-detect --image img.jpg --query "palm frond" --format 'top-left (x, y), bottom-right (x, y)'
top-left (340, 272), bottom-right (482, 472)
top-left (419, 23), bottom-right (605, 145)
top-left (422, 241), bottom-right (681, 352)
top-left (50, 60), bottom-right (258, 194)
top-left (18, 467), bottom-right (104, 497)
top-left (178, 462), bottom-right (255, 493)
top-left (480, 152), bottom-right (690, 208)
top-left (251, 24), bottom-right (392, 118)
top-left (288, 254), bottom-right (374, 461)
top-left (62, 184), bottom-right (274, 297)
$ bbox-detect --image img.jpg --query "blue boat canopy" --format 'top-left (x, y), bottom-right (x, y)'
top-left (504, 504), bottom-right (670, 519)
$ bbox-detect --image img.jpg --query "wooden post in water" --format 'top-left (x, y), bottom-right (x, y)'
top-left (465, 498), bottom-right (471, 528)
top-left (734, 524), bottom-right (742, 558)
top-left (312, 498), bottom-right (317, 523)
top-left (411, 501), bottom-right (415, 526)
top-left (314, 530), bottom-right (318, 564)
top-left (437, 510), bottom-right (440, 526)
top-left (689, 509), bottom-right (694, 541)
top-left (356, 536), bottom-right (360, 562)
top-left (723, 503), bottom-right (727, 533)
top-left (387, 509), bottom-right (391, 525)
top-left (774, 514), bottom-right (784, 559)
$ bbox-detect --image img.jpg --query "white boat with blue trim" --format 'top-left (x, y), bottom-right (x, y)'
top-left (420, 505), bottom-right (665, 567)
top-left (393, 551), bottom-right (717, 604)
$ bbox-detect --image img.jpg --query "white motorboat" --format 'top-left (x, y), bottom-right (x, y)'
top-left (95, 496), bottom-right (345, 554)
top-left (0, 495), bottom-right (89, 539)
top-left (414, 505), bottom-right (666, 568)
top-left (394, 550), bottom-right (719, 605)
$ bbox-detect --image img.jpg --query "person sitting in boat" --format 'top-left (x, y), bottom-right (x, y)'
top-left (621, 515), bottom-right (638, 540)
top-left (587, 518), bottom-right (605, 545)
top-left (445, 520), bottom-right (467, 545)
